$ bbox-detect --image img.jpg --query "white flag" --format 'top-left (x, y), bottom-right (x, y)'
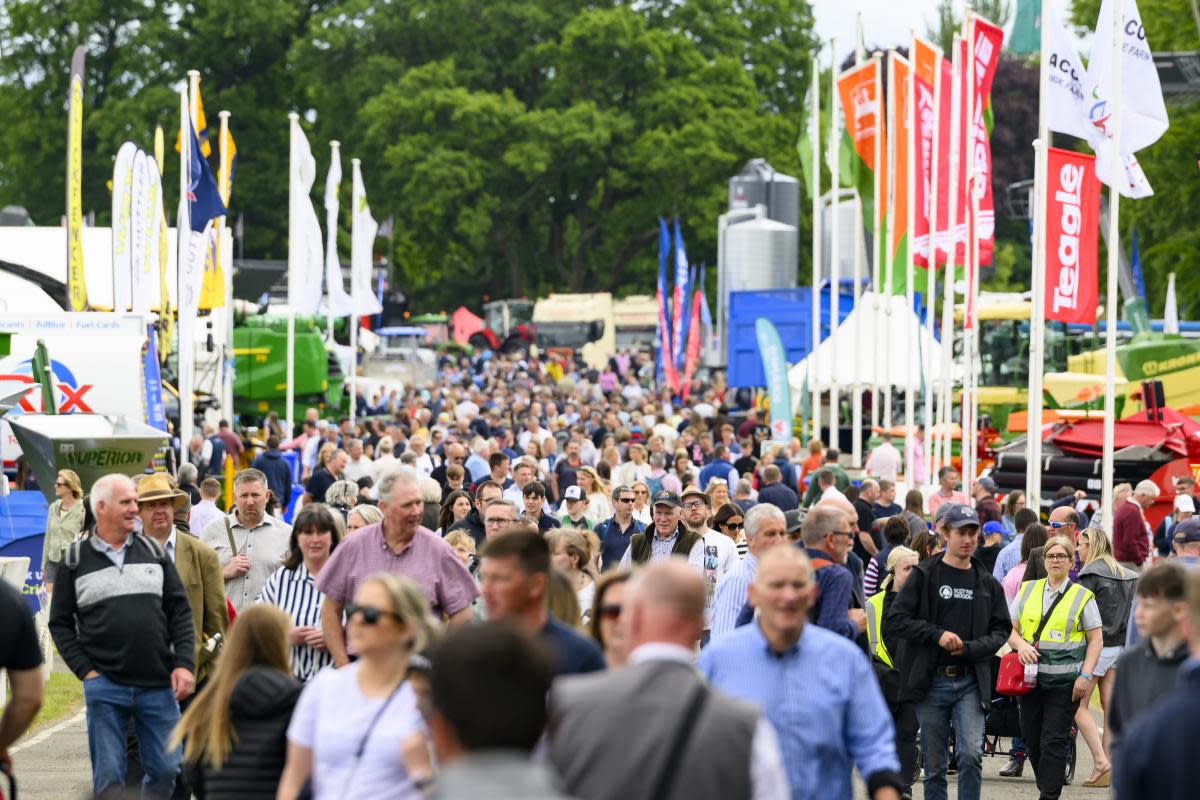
top-left (129, 150), bottom-right (150, 313)
top-left (1164, 272), bottom-right (1179, 334)
top-left (1045, 7), bottom-right (1093, 141)
top-left (323, 146), bottom-right (355, 317)
top-left (351, 160), bottom-right (383, 316)
top-left (111, 142), bottom-right (137, 312)
top-left (134, 166), bottom-right (163, 315)
top-left (288, 122), bottom-right (325, 316)
top-left (1084, 0), bottom-right (1168, 197)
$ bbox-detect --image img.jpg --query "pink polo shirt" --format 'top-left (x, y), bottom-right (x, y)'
top-left (315, 523), bottom-right (478, 618)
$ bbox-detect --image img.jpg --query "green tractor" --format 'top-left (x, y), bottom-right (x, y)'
top-left (232, 316), bottom-right (346, 420)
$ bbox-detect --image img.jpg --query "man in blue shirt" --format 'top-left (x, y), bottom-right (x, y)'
top-left (701, 545), bottom-right (903, 800)
top-left (799, 506), bottom-right (867, 639)
top-left (595, 485), bottom-right (644, 571)
top-left (697, 445), bottom-right (737, 490)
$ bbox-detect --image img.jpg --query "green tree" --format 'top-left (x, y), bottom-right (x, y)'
top-left (927, 0), bottom-right (1013, 54)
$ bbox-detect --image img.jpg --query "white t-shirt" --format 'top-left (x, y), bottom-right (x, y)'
top-left (702, 530), bottom-right (739, 627)
top-left (287, 662), bottom-right (425, 800)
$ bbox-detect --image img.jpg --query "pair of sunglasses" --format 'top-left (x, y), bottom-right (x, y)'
top-left (598, 603), bottom-right (622, 619)
top-left (345, 603), bottom-right (402, 625)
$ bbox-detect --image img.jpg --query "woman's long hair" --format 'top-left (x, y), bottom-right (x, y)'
top-left (438, 489), bottom-right (473, 533)
top-left (1079, 526), bottom-right (1124, 575)
top-left (170, 604), bottom-right (292, 769)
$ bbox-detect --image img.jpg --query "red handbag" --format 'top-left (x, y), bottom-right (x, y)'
top-left (996, 651), bottom-right (1031, 696)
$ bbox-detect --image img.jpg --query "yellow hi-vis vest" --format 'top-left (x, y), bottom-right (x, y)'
top-left (1015, 578), bottom-right (1094, 688)
top-left (865, 591), bottom-right (892, 668)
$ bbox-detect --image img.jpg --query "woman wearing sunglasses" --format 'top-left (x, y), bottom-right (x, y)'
top-left (278, 573), bottom-right (439, 799)
top-left (1007, 535), bottom-right (1103, 800)
top-left (588, 569), bottom-right (634, 668)
top-left (42, 468), bottom-right (84, 594)
top-left (1073, 527), bottom-right (1137, 787)
top-left (711, 503), bottom-right (745, 556)
top-left (629, 481), bottom-right (652, 525)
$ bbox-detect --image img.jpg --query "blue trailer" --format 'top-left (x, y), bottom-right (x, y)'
top-left (726, 286), bottom-right (855, 388)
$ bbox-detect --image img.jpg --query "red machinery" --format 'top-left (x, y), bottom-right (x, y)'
top-left (991, 381), bottom-right (1200, 528)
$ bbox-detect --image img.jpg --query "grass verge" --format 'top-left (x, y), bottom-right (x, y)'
top-left (27, 672), bottom-right (84, 732)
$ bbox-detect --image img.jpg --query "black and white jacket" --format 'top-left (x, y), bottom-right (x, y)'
top-left (49, 532), bottom-right (195, 687)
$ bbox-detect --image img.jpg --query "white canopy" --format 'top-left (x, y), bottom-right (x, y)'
top-left (788, 290), bottom-right (953, 392)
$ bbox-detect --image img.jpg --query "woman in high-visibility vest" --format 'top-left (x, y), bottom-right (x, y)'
top-left (1006, 535), bottom-right (1103, 800)
top-left (867, 545), bottom-right (919, 796)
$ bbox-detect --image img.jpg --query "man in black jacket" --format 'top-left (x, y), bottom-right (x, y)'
top-left (250, 436), bottom-right (294, 511)
top-left (884, 505), bottom-right (1010, 800)
top-left (49, 473), bottom-right (195, 800)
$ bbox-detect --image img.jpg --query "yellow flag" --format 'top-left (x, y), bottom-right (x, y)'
top-left (174, 76), bottom-right (212, 157)
top-left (66, 48), bottom-right (87, 311)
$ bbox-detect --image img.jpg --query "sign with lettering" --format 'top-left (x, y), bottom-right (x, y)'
top-left (1044, 147), bottom-right (1101, 325)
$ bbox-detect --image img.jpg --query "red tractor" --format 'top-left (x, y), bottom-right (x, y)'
top-left (451, 299), bottom-right (536, 355)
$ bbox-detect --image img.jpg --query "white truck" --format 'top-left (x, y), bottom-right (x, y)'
top-left (0, 314), bottom-right (162, 468)
top-left (532, 292), bottom-right (616, 371)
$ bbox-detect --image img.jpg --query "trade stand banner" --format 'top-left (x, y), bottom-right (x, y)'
top-left (755, 318), bottom-right (792, 443)
top-left (1044, 148), bottom-right (1101, 325)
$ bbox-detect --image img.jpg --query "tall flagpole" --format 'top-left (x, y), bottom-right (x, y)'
top-left (883, 52), bottom-right (896, 432)
top-left (940, 34), bottom-right (963, 477)
top-left (1100, 2), bottom-right (1125, 533)
top-left (178, 89), bottom-right (194, 465)
top-left (810, 56), bottom-right (823, 445)
top-left (829, 38), bottom-right (841, 452)
top-left (924, 44), bottom-right (943, 488)
top-left (286, 112), bottom-right (299, 438)
top-left (1028, 3), bottom-right (1052, 515)
top-left (326, 140), bottom-right (340, 351)
top-left (218, 110), bottom-right (234, 423)
top-left (350, 157), bottom-right (362, 431)
top-left (852, 194), bottom-right (864, 467)
top-left (904, 45), bottom-right (917, 483)
top-left (871, 55), bottom-right (884, 435)
top-left (963, 14), bottom-right (978, 498)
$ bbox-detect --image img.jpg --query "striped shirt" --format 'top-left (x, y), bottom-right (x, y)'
top-left (710, 552), bottom-right (758, 640)
top-left (315, 523), bottom-right (478, 618)
top-left (258, 563), bottom-right (331, 682)
top-left (700, 621), bottom-right (900, 800)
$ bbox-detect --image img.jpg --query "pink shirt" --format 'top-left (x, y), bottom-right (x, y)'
top-left (928, 490), bottom-right (968, 517)
top-left (315, 523), bottom-right (478, 618)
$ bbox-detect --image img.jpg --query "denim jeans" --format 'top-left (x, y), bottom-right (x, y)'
top-left (915, 672), bottom-right (986, 800)
top-left (83, 673), bottom-right (181, 799)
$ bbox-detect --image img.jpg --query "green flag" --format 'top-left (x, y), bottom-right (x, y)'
top-left (1009, 0), bottom-right (1040, 56)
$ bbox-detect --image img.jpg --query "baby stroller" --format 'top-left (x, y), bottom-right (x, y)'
top-left (982, 694), bottom-right (1078, 785)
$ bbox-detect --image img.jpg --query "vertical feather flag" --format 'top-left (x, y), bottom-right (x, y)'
top-left (671, 218), bottom-right (690, 376)
top-left (655, 217), bottom-right (675, 388)
top-left (887, 53), bottom-right (913, 295)
top-left (681, 271), bottom-right (705, 401)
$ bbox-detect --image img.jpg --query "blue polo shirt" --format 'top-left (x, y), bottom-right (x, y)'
top-left (596, 515), bottom-right (644, 572)
top-left (540, 617), bottom-right (605, 676)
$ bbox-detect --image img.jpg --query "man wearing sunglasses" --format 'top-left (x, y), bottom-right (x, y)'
top-left (596, 486), bottom-right (644, 572)
top-left (1021, 507), bottom-right (1084, 584)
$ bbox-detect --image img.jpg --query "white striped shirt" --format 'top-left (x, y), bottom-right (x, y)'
top-left (258, 563), bottom-right (331, 682)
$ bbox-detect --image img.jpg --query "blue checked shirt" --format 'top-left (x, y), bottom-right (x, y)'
top-left (700, 620), bottom-right (899, 800)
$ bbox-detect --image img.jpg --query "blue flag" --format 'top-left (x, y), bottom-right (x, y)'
top-left (656, 217), bottom-right (671, 385)
top-left (671, 218), bottom-right (690, 370)
top-left (1130, 230), bottom-right (1146, 300)
top-left (188, 123), bottom-right (226, 232)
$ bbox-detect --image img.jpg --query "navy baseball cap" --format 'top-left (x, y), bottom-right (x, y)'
top-left (944, 505), bottom-right (981, 529)
top-left (784, 508), bottom-right (806, 534)
top-left (932, 502), bottom-right (962, 526)
top-left (652, 490), bottom-right (682, 509)
top-left (1174, 516), bottom-right (1200, 543)
top-left (977, 476), bottom-right (997, 493)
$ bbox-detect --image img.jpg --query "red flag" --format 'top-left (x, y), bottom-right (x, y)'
top-left (912, 39), bottom-right (951, 268)
top-left (656, 284), bottom-right (680, 394)
top-left (1044, 148), bottom-right (1101, 325)
top-left (680, 288), bottom-right (704, 402)
top-left (967, 17), bottom-right (1003, 267)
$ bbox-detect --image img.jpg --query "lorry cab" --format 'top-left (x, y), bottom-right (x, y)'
top-left (532, 292), bottom-right (615, 371)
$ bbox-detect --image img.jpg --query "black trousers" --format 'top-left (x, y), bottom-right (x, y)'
top-left (875, 661), bottom-right (920, 790)
top-left (1018, 682), bottom-right (1075, 800)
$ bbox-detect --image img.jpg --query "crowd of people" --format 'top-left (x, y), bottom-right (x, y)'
top-left (2, 349), bottom-right (1200, 800)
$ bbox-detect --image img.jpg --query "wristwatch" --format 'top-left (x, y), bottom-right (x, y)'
top-left (1078, 672), bottom-right (1094, 681)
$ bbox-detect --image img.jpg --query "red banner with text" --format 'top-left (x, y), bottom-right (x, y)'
top-left (1044, 147), bottom-right (1101, 325)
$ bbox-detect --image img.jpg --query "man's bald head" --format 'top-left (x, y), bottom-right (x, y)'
top-left (625, 558), bottom-right (706, 650)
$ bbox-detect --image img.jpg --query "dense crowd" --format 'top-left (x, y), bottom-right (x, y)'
top-left (3, 348), bottom-right (1200, 800)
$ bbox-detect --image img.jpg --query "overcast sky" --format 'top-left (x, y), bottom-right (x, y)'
top-left (810, 0), bottom-right (1090, 67)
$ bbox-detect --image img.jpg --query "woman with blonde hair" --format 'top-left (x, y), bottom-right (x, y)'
top-left (549, 529), bottom-right (597, 621)
top-left (171, 604), bottom-right (301, 799)
top-left (277, 573), bottom-right (439, 799)
top-left (346, 504), bottom-right (384, 533)
top-left (706, 478), bottom-right (730, 510)
top-left (1073, 526), bottom-right (1137, 786)
top-left (547, 569), bottom-right (583, 628)
top-left (629, 480), bottom-right (652, 525)
top-left (576, 466), bottom-right (611, 523)
top-left (43, 468), bottom-right (84, 591)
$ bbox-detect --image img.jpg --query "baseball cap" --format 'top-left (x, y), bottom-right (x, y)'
top-left (563, 486), bottom-right (584, 502)
top-left (651, 490), bottom-right (682, 509)
top-left (982, 520), bottom-right (1006, 536)
top-left (944, 505), bottom-right (981, 529)
top-left (977, 476), bottom-right (997, 493)
top-left (932, 502), bottom-right (962, 526)
top-left (1173, 516), bottom-right (1200, 543)
top-left (1174, 494), bottom-right (1196, 514)
top-left (784, 508), bottom-right (806, 534)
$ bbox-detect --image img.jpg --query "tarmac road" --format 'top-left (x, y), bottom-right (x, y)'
top-left (10, 684), bottom-right (1104, 800)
